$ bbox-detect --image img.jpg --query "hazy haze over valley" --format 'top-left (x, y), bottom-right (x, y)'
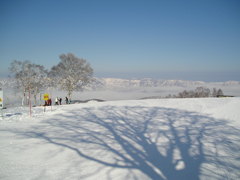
top-left (1, 77), bottom-right (240, 107)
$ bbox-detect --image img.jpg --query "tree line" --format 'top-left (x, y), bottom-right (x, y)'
top-left (165, 87), bottom-right (224, 98)
top-left (9, 53), bottom-right (93, 105)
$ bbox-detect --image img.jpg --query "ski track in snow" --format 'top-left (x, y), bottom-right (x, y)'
top-left (0, 98), bottom-right (240, 180)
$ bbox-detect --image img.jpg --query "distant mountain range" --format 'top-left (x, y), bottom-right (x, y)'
top-left (1, 77), bottom-right (240, 103)
top-left (1, 77), bottom-right (240, 90)
top-left (85, 78), bottom-right (240, 90)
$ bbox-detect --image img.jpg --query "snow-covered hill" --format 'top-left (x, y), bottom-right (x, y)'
top-left (0, 98), bottom-right (240, 179)
top-left (87, 77), bottom-right (240, 90)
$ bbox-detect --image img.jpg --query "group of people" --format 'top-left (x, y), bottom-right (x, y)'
top-left (55, 97), bottom-right (62, 105)
top-left (44, 97), bottom-right (70, 106)
top-left (55, 97), bottom-right (70, 105)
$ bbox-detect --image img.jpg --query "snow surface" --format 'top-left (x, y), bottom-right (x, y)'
top-left (0, 98), bottom-right (240, 180)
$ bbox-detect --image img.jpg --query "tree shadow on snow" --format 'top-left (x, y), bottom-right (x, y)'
top-left (19, 106), bottom-right (240, 179)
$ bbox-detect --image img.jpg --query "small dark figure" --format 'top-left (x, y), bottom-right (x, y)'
top-left (65, 97), bottom-right (68, 104)
top-left (44, 100), bottom-right (48, 106)
top-left (59, 98), bottom-right (62, 105)
top-left (48, 98), bottom-right (52, 106)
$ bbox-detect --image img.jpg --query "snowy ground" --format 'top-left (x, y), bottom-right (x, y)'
top-left (0, 98), bottom-right (240, 180)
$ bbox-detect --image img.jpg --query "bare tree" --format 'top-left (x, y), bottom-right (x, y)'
top-left (9, 60), bottom-right (48, 105)
top-left (49, 53), bottom-right (93, 99)
top-left (176, 87), bottom-right (211, 98)
top-left (167, 87), bottom-right (224, 99)
top-left (217, 89), bottom-right (224, 97)
top-left (212, 88), bottom-right (218, 97)
top-left (195, 87), bottom-right (210, 97)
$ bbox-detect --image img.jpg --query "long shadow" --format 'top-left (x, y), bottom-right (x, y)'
top-left (11, 106), bottom-right (240, 179)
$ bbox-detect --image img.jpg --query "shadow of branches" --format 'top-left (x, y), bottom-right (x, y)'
top-left (20, 106), bottom-right (240, 179)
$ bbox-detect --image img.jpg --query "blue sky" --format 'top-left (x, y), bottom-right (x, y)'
top-left (0, 0), bottom-right (240, 81)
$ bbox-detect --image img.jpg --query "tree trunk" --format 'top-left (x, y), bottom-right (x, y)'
top-left (68, 91), bottom-right (71, 103)
top-left (34, 94), bottom-right (37, 106)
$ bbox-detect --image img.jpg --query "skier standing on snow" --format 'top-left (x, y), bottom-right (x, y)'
top-left (59, 97), bottom-right (62, 105)
top-left (55, 97), bottom-right (59, 105)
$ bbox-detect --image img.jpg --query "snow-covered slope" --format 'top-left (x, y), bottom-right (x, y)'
top-left (0, 98), bottom-right (240, 179)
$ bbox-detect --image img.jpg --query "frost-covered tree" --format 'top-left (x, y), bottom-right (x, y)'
top-left (9, 60), bottom-right (48, 105)
top-left (212, 88), bottom-right (218, 97)
top-left (178, 90), bottom-right (188, 98)
top-left (195, 87), bottom-right (210, 97)
top-left (217, 88), bottom-right (224, 97)
top-left (171, 87), bottom-right (224, 99)
top-left (49, 53), bottom-right (93, 99)
top-left (177, 87), bottom-right (211, 98)
top-left (212, 88), bottom-right (224, 97)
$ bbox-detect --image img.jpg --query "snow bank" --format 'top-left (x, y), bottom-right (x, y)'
top-left (0, 98), bottom-right (240, 179)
